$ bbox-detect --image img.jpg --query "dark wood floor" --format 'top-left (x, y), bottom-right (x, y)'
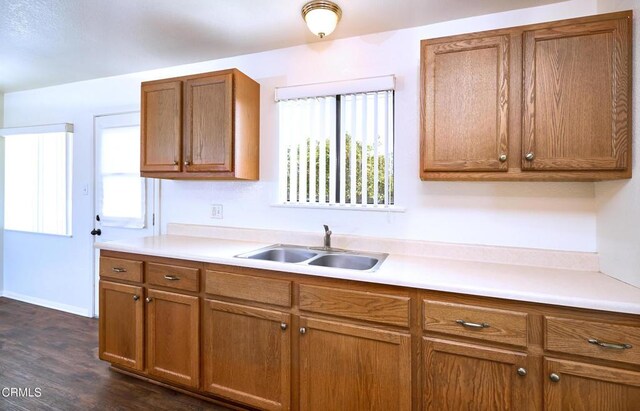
top-left (0, 297), bottom-right (231, 411)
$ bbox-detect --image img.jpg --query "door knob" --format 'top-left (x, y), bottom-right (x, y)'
top-left (90, 228), bottom-right (102, 236)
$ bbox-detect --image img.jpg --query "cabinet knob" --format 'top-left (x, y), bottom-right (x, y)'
top-left (174, 160), bottom-right (179, 165)
top-left (525, 152), bottom-right (535, 161)
top-left (184, 160), bottom-right (191, 166)
top-left (280, 323), bottom-right (288, 331)
top-left (133, 295), bottom-right (140, 301)
top-left (145, 297), bottom-right (153, 303)
top-left (499, 154), bottom-right (507, 162)
top-left (549, 373), bottom-right (560, 383)
top-left (299, 327), bottom-right (307, 335)
top-left (517, 367), bottom-right (527, 376)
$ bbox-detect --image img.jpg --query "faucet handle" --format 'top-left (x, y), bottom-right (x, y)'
top-left (323, 225), bottom-right (331, 235)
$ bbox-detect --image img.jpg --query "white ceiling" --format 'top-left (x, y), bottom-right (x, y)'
top-left (0, 0), bottom-right (565, 93)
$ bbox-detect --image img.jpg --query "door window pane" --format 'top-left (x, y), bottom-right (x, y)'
top-left (96, 120), bottom-right (145, 228)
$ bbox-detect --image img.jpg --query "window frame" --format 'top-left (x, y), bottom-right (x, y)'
top-left (276, 77), bottom-right (398, 210)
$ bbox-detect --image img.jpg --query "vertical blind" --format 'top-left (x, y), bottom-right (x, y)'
top-left (278, 90), bottom-right (394, 206)
top-left (4, 131), bottom-right (72, 235)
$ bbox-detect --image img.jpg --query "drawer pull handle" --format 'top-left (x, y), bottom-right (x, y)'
top-left (588, 338), bottom-right (632, 350)
top-left (112, 267), bottom-right (127, 273)
top-left (164, 275), bottom-right (180, 281)
top-left (456, 319), bottom-right (490, 329)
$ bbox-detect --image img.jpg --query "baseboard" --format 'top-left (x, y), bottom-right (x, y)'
top-left (1, 291), bottom-right (92, 317)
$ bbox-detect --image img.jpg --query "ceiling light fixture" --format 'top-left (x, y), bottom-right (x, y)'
top-left (302, 1), bottom-right (342, 38)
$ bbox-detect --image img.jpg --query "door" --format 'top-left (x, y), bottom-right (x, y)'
top-left (423, 338), bottom-right (532, 411)
top-left (421, 34), bottom-right (510, 172)
top-left (141, 80), bottom-right (182, 172)
top-left (146, 289), bottom-right (199, 388)
top-left (522, 16), bottom-right (630, 171)
top-left (203, 299), bottom-right (291, 411)
top-left (184, 73), bottom-right (233, 172)
top-left (98, 281), bottom-right (144, 370)
top-left (299, 317), bottom-right (411, 411)
top-left (93, 112), bottom-right (159, 316)
top-left (544, 358), bottom-right (640, 410)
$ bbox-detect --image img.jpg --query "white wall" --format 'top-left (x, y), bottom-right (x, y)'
top-left (0, 93), bottom-right (4, 295)
top-left (595, 0), bottom-right (640, 287)
top-left (2, 0), bottom-right (602, 315)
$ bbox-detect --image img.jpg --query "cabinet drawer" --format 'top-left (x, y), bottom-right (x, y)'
top-left (299, 284), bottom-right (410, 327)
top-left (205, 270), bottom-right (292, 307)
top-left (423, 300), bottom-right (528, 348)
top-left (147, 262), bottom-right (200, 292)
top-left (545, 316), bottom-right (640, 366)
top-left (100, 257), bottom-right (143, 283)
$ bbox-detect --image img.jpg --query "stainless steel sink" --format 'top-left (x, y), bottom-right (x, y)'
top-left (236, 244), bottom-right (388, 272)
top-left (246, 247), bottom-right (317, 263)
top-left (308, 254), bottom-right (381, 271)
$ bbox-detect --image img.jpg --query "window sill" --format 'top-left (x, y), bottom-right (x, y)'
top-left (4, 229), bottom-right (73, 238)
top-left (271, 203), bottom-right (405, 213)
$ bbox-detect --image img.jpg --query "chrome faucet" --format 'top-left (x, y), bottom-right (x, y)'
top-left (323, 225), bottom-right (332, 249)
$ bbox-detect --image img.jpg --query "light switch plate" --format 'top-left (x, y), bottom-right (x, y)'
top-left (211, 204), bottom-right (223, 219)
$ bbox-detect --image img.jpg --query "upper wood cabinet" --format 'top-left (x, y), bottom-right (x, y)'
top-left (420, 11), bottom-right (632, 181)
top-left (422, 35), bottom-right (510, 173)
top-left (141, 68), bottom-right (260, 180)
top-left (522, 17), bottom-right (630, 172)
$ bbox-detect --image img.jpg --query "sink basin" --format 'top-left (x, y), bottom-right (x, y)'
top-left (246, 247), bottom-right (317, 263)
top-left (236, 244), bottom-right (388, 272)
top-left (308, 254), bottom-right (381, 271)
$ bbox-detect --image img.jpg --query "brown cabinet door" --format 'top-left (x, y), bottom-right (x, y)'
top-left (99, 281), bottom-right (144, 371)
top-left (299, 317), bottom-right (411, 411)
top-left (141, 80), bottom-right (182, 172)
top-left (523, 16), bottom-right (630, 171)
top-left (421, 35), bottom-right (510, 172)
top-left (184, 73), bottom-right (233, 173)
top-left (146, 289), bottom-right (199, 388)
top-left (544, 358), bottom-right (640, 410)
top-left (423, 337), bottom-right (532, 411)
top-left (203, 299), bottom-right (291, 411)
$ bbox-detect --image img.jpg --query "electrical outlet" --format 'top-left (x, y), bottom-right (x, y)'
top-left (211, 204), bottom-right (223, 219)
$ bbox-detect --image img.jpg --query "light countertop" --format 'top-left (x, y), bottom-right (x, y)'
top-left (96, 234), bottom-right (640, 315)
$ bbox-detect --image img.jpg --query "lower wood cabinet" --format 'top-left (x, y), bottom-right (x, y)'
top-left (298, 317), bottom-right (412, 411)
top-left (146, 289), bottom-right (199, 388)
top-left (202, 299), bottom-right (291, 411)
top-left (98, 281), bottom-right (144, 371)
top-left (98, 253), bottom-right (640, 410)
top-left (423, 338), bottom-right (532, 411)
top-left (544, 358), bottom-right (640, 410)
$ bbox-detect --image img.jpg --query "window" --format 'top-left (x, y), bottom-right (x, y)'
top-left (95, 113), bottom-right (146, 228)
top-left (277, 77), bottom-right (394, 207)
top-left (2, 125), bottom-right (73, 236)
